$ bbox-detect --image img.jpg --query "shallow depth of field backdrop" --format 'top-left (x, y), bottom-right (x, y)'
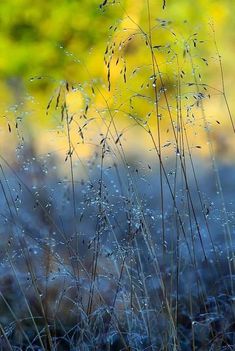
top-left (1, 0), bottom-right (235, 350)
top-left (0, 0), bottom-right (235, 158)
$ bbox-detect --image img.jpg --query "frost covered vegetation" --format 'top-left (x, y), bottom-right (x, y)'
top-left (1, 1), bottom-right (235, 350)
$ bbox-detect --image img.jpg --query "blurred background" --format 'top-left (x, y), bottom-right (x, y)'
top-left (1, 3), bottom-right (235, 348)
top-left (0, 0), bottom-right (235, 161)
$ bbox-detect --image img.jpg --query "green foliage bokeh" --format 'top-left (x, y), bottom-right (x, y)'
top-left (0, 0), bottom-right (235, 128)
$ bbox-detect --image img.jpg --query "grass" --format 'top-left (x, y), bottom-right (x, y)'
top-left (0, 1), bottom-right (235, 350)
